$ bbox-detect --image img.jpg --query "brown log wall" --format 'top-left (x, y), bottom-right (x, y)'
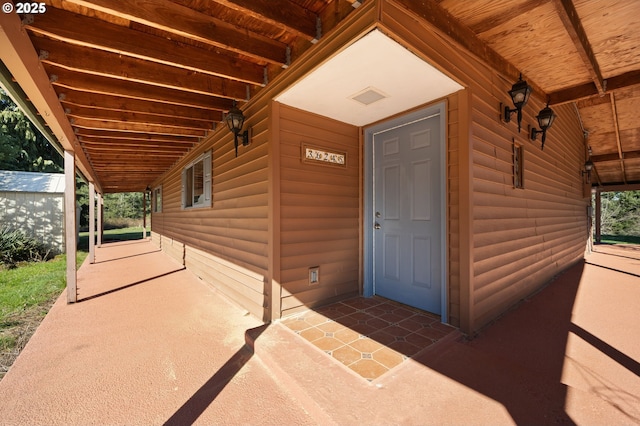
top-left (381, 0), bottom-right (588, 332)
top-left (277, 103), bottom-right (361, 317)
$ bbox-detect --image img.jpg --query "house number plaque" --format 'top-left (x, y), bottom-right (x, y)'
top-left (302, 144), bottom-right (347, 167)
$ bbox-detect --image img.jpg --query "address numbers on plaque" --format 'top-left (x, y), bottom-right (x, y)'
top-left (303, 144), bottom-right (347, 167)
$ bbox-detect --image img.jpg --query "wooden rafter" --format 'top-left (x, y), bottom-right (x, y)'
top-left (34, 37), bottom-right (252, 102)
top-left (65, 106), bottom-right (215, 131)
top-left (59, 90), bottom-right (220, 122)
top-left (63, 0), bottom-right (288, 66)
top-left (74, 128), bottom-right (199, 144)
top-left (550, 69), bottom-right (640, 105)
top-left (553, 0), bottom-right (605, 95)
top-left (211, 0), bottom-right (319, 41)
top-left (610, 93), bottom-right (627, 184)
top-left (70, 118), bottom-right (208, 137)
top-left (49, 68), bottom-right (233, 111)
top-left (25, 8), bottom-right (266, 85)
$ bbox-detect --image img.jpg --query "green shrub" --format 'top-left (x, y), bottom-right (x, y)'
top-left (0, 226), bottom-right (51, 268)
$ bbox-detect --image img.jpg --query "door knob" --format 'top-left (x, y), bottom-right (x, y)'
top-left (374, 222), bottom-right (381, 229)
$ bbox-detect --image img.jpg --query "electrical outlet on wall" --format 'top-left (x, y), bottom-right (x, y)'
top-left (309, 266), bottom-right (319, 285)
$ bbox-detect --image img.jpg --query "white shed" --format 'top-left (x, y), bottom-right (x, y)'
top-left (0, 170), bottom-right (65, 253)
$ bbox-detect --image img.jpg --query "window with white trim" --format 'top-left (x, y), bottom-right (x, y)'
top-left (182, 150), bottom-right (211, 209)
top-left (152, 186), bottom-right (162, 213)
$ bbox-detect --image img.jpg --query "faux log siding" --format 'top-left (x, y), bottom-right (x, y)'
top-left (150, 231), bottom-right (161, 248)
top-left (278, 104), bottom-right (360, 317)
top-left (152, 101), bottom-right (271, 314)
top-left (185, 245), bottom-right (266, 319)
top-left (381, 1), bottom-right (587, 331)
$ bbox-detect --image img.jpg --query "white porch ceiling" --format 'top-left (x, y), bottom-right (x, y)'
top-left (275, 29), bottom-right (464, 127)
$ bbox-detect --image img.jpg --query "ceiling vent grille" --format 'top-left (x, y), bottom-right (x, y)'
top-left (350, 87), bottom-right (388, 106)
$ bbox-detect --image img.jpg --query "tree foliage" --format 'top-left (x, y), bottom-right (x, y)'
top-left (599, 191), bottom-right (640, 236)
top-left (0, 88), bottom-right (62, 172)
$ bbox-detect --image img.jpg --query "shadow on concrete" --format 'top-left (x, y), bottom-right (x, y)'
top-left (163, 324), bottom-right (268, 426)
top-left (94, 248), bottom-right (162, 264)
top-left (77, 267), bottom-right (185, 302)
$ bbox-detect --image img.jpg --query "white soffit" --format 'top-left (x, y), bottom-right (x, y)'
top-left (275, 29), bottom-right (463, 126)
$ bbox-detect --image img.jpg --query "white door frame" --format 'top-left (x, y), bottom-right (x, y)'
top-left (363, 102), bottom-right (448, 322)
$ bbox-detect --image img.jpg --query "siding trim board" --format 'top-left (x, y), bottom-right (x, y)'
top-left (150, 0), bottom-right (589, 334)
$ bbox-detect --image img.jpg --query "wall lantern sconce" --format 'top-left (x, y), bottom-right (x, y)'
top-left (502, 74), bottom-right (532, 132)
top-left (529, 104), bottom-right (556, 150)
top-left (581, 159), bottom-right (594, 184)
top-left (225, 102), bottom-right (251, 157)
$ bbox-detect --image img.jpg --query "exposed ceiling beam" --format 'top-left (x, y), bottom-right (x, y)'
top-left (74, 128), bottom-right (199, 144)
top-left (550, 70), bottom-right (640, 105)
top-left (70, 118), bottom-right (209, 137)
top-left (59, 90), bottom-right (220, 123)
top-left (596, 183), bottom-right (640, 192)
top-left (212, 0), bottom-right (318, 41)
top-left (63, 0), bottom-right (288, 66)
top-left (48, 67), bottom-right (233, 111)
top-left (0, 8), bottom-right (99, 189)
top-left (34, 36), bottom-right (252, 102)
top-left (591, 150), bottom-right (640, 162)
top-left (25, 7), bottom-right (266, 85)
top-left (80, 139), bottom-right (192, 152)
top-left (65, 106), bottom-right (214, 131)
top-left (553, 0), bottom-right (605, 95)
top-left (610, 93), bottom-right (627, 184)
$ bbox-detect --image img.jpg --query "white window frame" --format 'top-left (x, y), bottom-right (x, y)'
top-left (182, 150), bottom-right (212, 209)
top-left (152, 185), bottom-right (162, 213)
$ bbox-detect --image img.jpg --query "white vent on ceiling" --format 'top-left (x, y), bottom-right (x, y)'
top-left (350, 87), bottom-right (388, 106)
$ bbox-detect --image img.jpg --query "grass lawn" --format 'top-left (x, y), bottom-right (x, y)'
top-left (598, 234), bottom-right (640, 245)
top-left (1, 227), bottom-right (146, 380)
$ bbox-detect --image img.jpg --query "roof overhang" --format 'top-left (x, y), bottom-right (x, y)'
top-left (275, 29), bottom-right (463, 126)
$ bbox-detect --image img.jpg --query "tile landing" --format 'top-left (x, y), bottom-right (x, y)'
top-left (281, 296), bottom-right (457, 381)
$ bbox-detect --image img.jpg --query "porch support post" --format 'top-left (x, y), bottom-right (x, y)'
top-left (97, 193), bottom-right (103, 247)
top-left (595, 187), bottom-right (602, 243)
top-left (267, 101), bottom-right (282, 322)
top-left (64, 150), bottom-right (77, 303)
top-left (143, 191), bottom-right (147, 239)
top-left (89, 182), bottom-right (95, 264)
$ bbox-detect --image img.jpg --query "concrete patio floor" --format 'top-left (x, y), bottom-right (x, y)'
top-left (0, 240), bottom-right (638, 425)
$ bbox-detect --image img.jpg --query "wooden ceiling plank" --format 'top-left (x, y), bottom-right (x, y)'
top-left (81, 142), bottom-right (191, 153)
top-left (468, 0), bottom-right (547, 34)
top-left (34, 37), bottom-right (252, 102)
top-left (49, 67), bottom-right (233, 111)
top-left (212, 0), bottom-right (318, 41)
top-left (553, 0), bottom-right (605, 94)
top-left (66, 105), bottom-right (213, 131)
top-left (26, 7), bottom-right (265, 85)
top-left (71, 118), bottom-right (209, 137)
top-left (389, 0), bottom-right (547, 99)
top-left (64, 0), bottom-right (287, 65)
top-left (59, 90), bottom-right (221, 123)
top-left (74, 128), bottom-right (200, 143)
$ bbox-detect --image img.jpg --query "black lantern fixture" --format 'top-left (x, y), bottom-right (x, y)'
top-left (225, 101), bottom-right (250, 157)
top-left (582, 159), bottom-right (594, 184)
top-left (529, 104), bottom-right (556, 150)
top-left (503, 74), bottom-right (532, 132)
